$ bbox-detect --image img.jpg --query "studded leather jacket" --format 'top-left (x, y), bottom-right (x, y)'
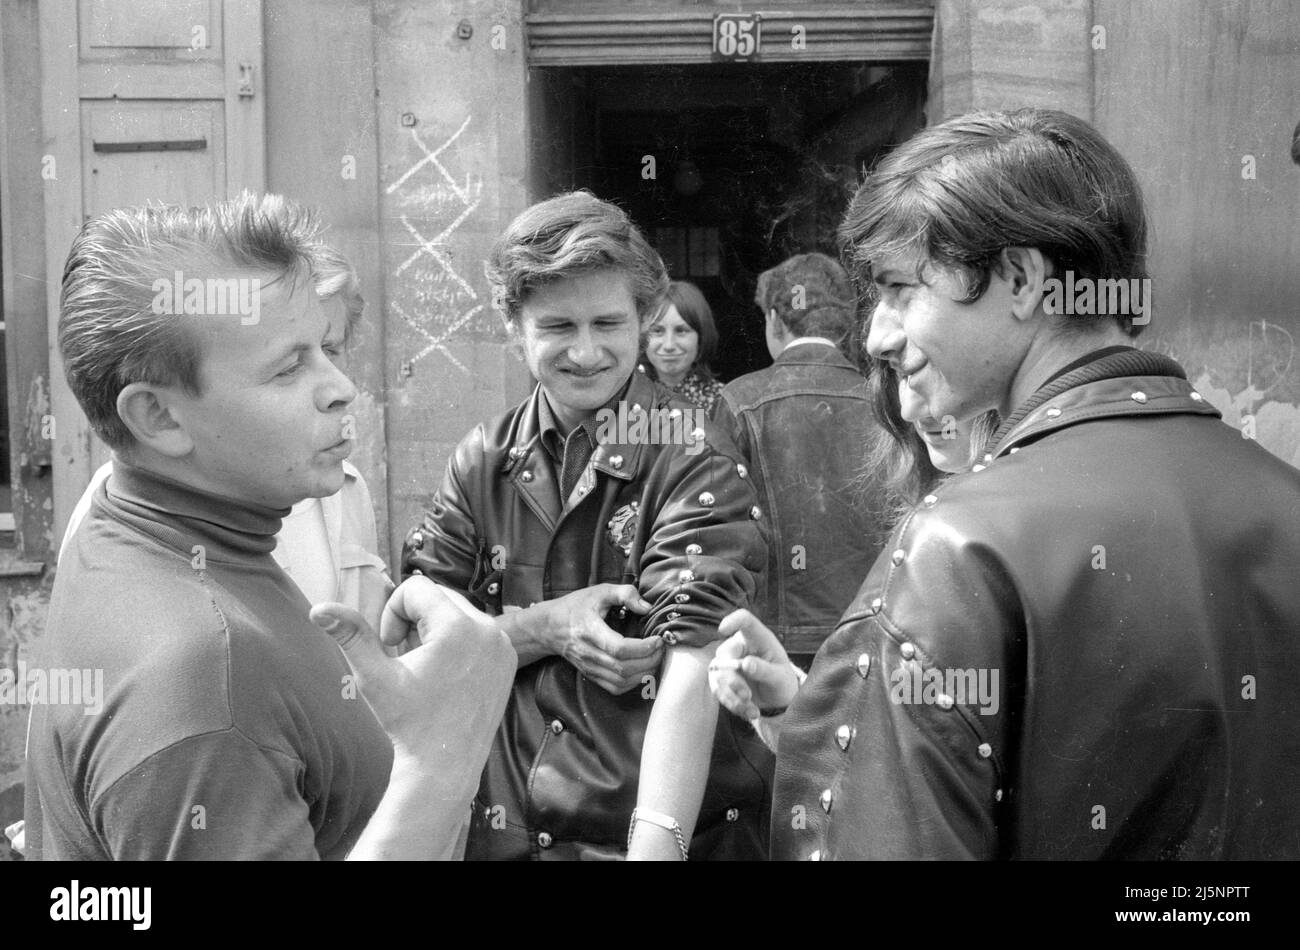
top-left (402, 370), bottom-right (773, 860)
top-left (774, 350), bottom-right (1300, 860)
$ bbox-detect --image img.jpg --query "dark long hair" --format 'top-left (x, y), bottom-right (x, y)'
top-left (641, 280), bottom-right (719, 382)
top-left (857, 357), bottom-right (1000, 533)
top-left (839, 108), bottom-right (1150, 338)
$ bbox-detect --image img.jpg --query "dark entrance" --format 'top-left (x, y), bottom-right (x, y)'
top-left (531, 61), bottom-right (927, 381)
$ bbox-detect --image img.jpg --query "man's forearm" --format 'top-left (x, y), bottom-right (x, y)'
top-left (627, 643), bottom-right (719, 860)
top-left (349, 754), bottom-right (472, 861)
top-left (493, 605), bottom-right (555, 667)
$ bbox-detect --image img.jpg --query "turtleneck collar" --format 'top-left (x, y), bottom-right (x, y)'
top-left (100, 460), bottom-right (289, 563)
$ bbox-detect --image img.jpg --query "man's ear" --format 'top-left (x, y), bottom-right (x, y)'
top-left (766, 308), bottom-right (784, 338)
top-left (999, 247), bottom-right (1050, 322)
top-left (116, 382), bottom-right (194, 458)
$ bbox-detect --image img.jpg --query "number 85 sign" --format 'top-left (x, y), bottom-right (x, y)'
top-left (713, 13), bottom-right (762, 60)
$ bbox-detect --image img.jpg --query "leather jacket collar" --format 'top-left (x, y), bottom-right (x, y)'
top-left (774, 341), bottom-right (857, 371)
top-left (991, 350), bottom-right (1221, 459)
top-left (500, 370), bottom-right (681, 485)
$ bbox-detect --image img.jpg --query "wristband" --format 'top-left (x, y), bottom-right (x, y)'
top-left (628, 807), bottom-right (689, 861)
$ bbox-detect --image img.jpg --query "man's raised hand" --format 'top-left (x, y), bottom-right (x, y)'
top-left (708, 609), bottom-right (800, 721)
top-left (311, 578), bottom-right (516, 812)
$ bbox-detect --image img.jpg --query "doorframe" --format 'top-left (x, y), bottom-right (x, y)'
top-left (525, 4), bottom-right (934, 67)
top-left (38, 0), bottom-right (87, 552)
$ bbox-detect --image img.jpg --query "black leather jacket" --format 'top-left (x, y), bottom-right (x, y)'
top-left (713, 342), bottom-right (886, 657)
top-left (774, 350), bottom-right (1300, 859)
top-left (402, 370), bottom-right (773, 860)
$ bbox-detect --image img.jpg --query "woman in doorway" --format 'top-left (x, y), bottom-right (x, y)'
top-left (640, 280), bottom-right (725, 414)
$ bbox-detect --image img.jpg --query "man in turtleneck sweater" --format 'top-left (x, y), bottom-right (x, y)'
top-left (24, 194), bottom-right (515, 860)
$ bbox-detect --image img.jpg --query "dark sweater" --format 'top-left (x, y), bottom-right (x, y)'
top-left (24, 461), bottom-right (392, 860)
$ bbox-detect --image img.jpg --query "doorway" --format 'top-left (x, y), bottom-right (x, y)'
top-left (530, 61), bottom-right (927, 381)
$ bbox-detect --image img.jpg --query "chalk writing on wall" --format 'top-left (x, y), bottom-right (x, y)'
top-left (386, 115), bottom-right (484, 376)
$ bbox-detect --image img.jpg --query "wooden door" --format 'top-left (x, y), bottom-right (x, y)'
top-left (40, 0), bottom-right (265, 548)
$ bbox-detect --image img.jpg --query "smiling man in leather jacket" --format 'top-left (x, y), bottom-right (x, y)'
top-left (402, 192), bottom-right (772, 860)
top-left (711, 109), bottom-right (1300, 860)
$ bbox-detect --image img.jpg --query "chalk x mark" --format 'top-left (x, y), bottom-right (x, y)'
top-left (386, 116), bottom-right (475, 200)
top-left (391, 300), bottom-right (480, 376)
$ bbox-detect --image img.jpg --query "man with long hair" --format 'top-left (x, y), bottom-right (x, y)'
top-left (712, 109), bottom-right (1300, 860)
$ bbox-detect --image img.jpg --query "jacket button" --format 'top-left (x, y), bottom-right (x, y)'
top-left (669, 408), bottom-right (683, 419)
top-left (550, 718), bottom-right (564, 735)
top-left (922, 494), bottom-right (938, 507)
top-left (995, 788), bottom-right (1004, 802)
top-left (520, 471), bottom-right (534, 482)
top-left (1190, 391), bottom-right (1204, 401)
top-left (690, 427), bottom-right (706, 442)
top-left (1046, 407), bottom-right (1062, 418)
top-left (610, 454), bottom-right (624, 469)
top-left (663, 631), bottom-right (680, 646)
top-left (971, 463), bottom-right (986, 472)
top-left (487, 582), bottom-right (500, 595)
top-left (835, 724), bottom-right (855, 751)
top-left (410, 531), bottom-right (425, 549)
top-left (855, 653), bottom-right (871, 678)
top-left (607, 520), bottom-right (615, 529)
top-left (698, 491), bottom-right (715, 507)
top-left (632, 403), bottom-right (643, 414)
top-left (685, 543), bottom-right (703, 555)
top-left (749, 505), bottom-right (762, 520)
top-left (1131, 391), bottom-right (1148, 404)
top-left (1010, 447), bottom-right (1020, 454)
top-left (674, 593), bottom-right (690, 604)
top-left (411, 568), bottom-right (423, 576)
top-left (678, 569), bottom-right (695, 583)
top-left (978, 742), bottom-right (993, 758)
top-left (899, 642), bottom-right (916, 660)
top-left (736, 463), bottom-right (748, 479)
top-left (867, 597), bottom-right (882, 615)
top-left (808, 849), bottom-right (823, 862)
top-left (936, 693), bottom-right (954, 710)
top-left (819, 789), bottom-right (833, 813)
top-left (537, 831), bottom-right (553, 849)
top-left (667, 611), bottom-right (681, 621)
top-left (983, 453), bottom-right (994, 463)
top-left (725, 807), bottom-right (739, 822)
top-left (891, 548), bottom-right (905, 565)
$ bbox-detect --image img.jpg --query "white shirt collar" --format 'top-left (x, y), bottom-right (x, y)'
top-left (782, 336), bottom-right (838, 352)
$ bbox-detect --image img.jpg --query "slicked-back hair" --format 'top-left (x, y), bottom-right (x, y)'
top-left (487, 191), bottom-right (668, 326)
top-left (840, 108), bottom-right (1150, 337)
top-left (644, 280), bottom-right (719, 382)
top-left (59, 192), bottom-right (333, 452)
top-left (755, 252), bottom-right (857, 345)
top-left (309, 242), bottom-right (365, 344)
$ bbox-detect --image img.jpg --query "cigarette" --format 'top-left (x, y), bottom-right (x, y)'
top-left (709, 657), bottom-right (744, 673)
